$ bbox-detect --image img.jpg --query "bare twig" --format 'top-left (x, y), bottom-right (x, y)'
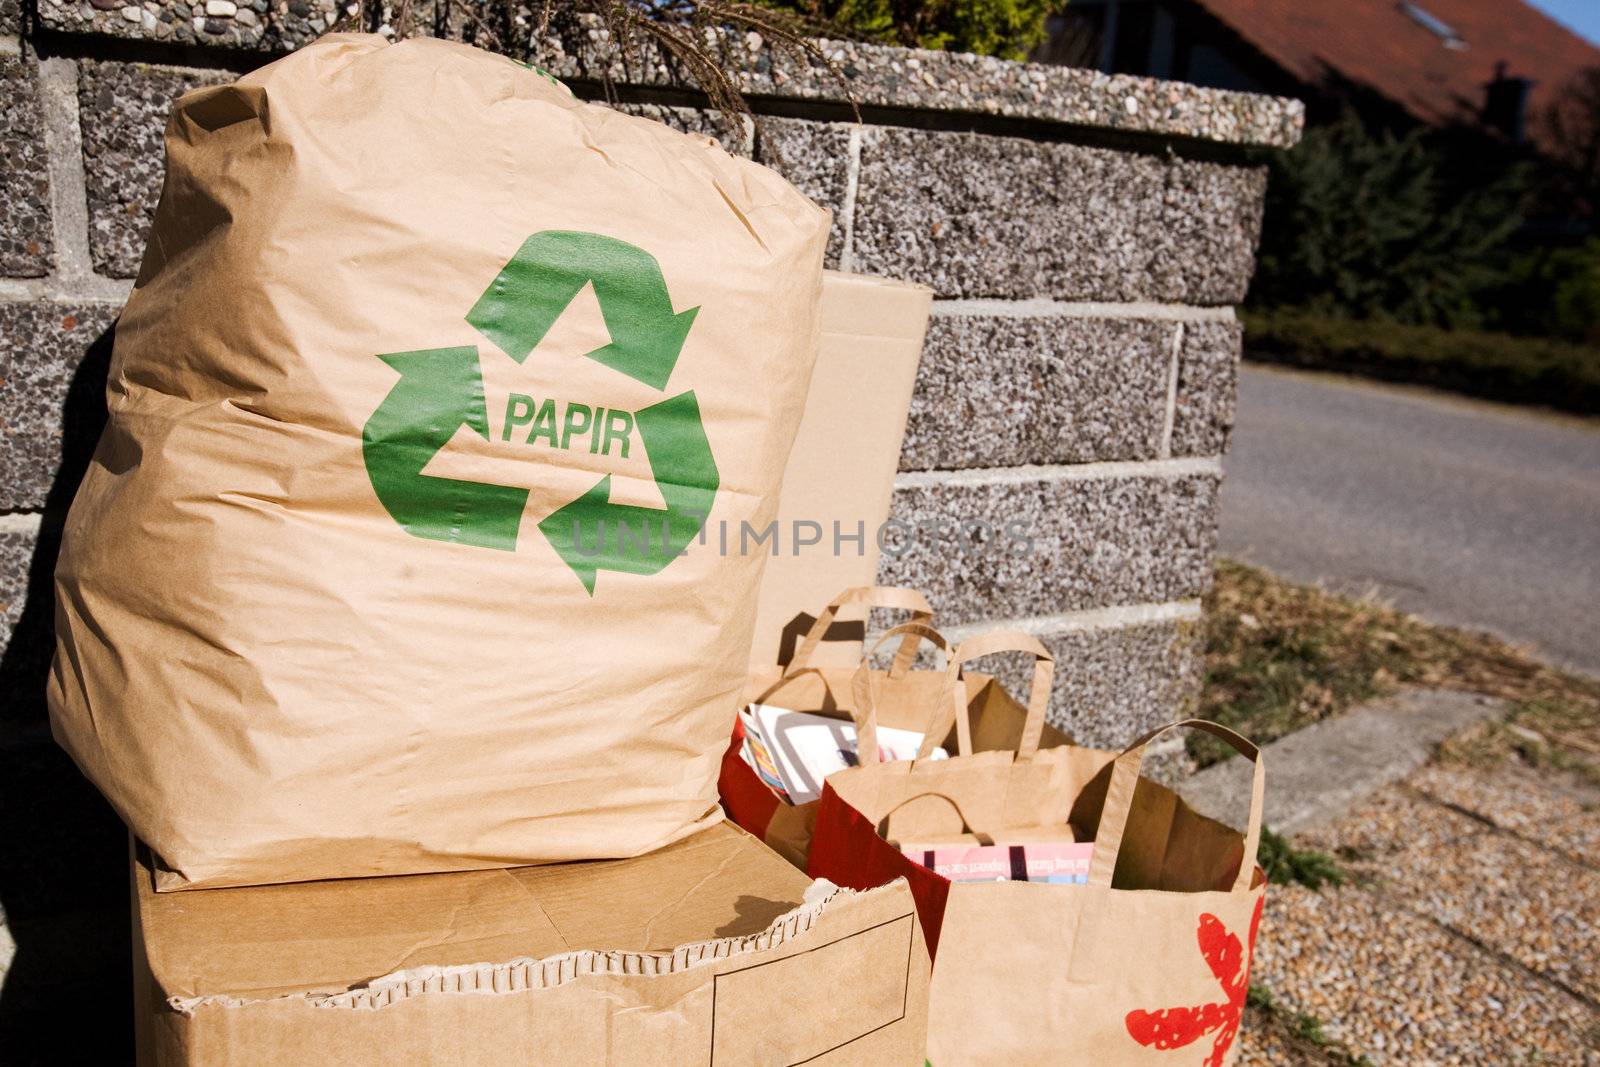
top-left (322, 1), bottom-right (862, 161)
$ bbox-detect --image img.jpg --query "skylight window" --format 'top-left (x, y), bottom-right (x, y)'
top-left (1400, 2), bottom-right (1469, 49)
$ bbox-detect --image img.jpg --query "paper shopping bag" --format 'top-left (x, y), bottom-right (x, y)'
top-left (725, 599), bottom-right (1077, 869)
top-left (810, 630), bottom-right (1266, 1065)
top-left (49, 33), bottom-right (830, 890)
top-left (721, 591), bottom-right (950, 868)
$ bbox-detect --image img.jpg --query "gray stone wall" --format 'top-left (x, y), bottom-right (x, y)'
top-left (0, 15), bottom-right (1299, 754)
top-left (0, 14), bottom-right (1297, 1051)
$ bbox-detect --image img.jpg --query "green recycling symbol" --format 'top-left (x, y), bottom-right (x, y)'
top-left (362, 230), bottom-right (719, 594)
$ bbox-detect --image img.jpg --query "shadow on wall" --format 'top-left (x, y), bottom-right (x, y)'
top-left (0, 321), bottom-right (136, 1065)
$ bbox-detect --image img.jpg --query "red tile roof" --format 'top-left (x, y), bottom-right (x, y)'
top-left (1192, 0), bottom-right (1598, 135)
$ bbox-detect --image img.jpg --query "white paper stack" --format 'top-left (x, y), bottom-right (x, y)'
top-left (740, 703), bottom-right (946, 805)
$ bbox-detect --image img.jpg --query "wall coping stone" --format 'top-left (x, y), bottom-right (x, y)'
top-left (34, 6), bottom-right (1303, 149)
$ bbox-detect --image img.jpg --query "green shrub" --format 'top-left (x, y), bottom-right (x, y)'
top-left (1251, 112), bottom-right (1530, 329)
top-left (752, 0), bottom-right (1052, 58)
top-left (1258, 827), bottom-right (1346, 890)
top-left (1242, 308), bottom-right (1600, 414)
top-left (1491, 239), bottom-right (1600, 345)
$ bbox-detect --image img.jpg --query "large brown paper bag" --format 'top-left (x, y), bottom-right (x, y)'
top-left (721, 591), bottom-right (949, 868)
top-left (809, 632), bottom-right (1266, 1066)
top-left (49, 34), bottom-right (830, 890)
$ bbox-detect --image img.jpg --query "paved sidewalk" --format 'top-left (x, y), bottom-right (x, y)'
top-left (1237, 758), bottom-right (1600, 1065)
top-left (1181, 688), bottom-right (1503, 835)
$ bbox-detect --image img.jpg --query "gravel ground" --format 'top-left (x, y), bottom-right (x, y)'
top-left (1383, 828), bottom-right (1600, 1003)
top-left (1246, 761), bottom-right (1600, 1065)
top-left (1408, 763), bottom-right (1600, 868)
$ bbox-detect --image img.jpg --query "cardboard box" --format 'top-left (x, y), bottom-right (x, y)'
top-left (132, 822), bottom-right (929, 1065)
top-left (748, 271), bottom-right (933, 672)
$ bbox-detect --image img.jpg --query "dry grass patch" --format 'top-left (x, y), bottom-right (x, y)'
top-left (1198, 560), bottom-right (1600, 781)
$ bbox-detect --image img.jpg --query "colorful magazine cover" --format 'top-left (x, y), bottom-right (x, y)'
top-left (898, 841), bottom-right (1095, 884)
top-left (738, 710), bottom-right (789, 795)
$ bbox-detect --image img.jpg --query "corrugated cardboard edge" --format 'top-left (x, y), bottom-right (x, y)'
top-left (168, 879), bottom-right (856, 1015)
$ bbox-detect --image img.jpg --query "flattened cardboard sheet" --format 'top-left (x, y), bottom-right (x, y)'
top-left (749, 271), bottom-right (931, 672)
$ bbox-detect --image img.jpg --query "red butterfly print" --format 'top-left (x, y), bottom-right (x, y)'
top-left (1123, 896), bottom-right (1265, 1066)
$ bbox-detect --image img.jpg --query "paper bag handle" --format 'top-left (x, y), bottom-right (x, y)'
top-left (943, 631), bottom-right (1055, 760)
top-left (874, 792), bottom-right (995, 847)
top-left (1086, 719), bottom-right (1263, 894)
top-left (786, 586), bottom-right (933, 680)
top-left (850, 622), bottom-right (952, 766)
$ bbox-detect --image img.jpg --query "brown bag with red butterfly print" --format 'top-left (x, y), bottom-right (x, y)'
top-left (808, 626), bottom-right (1267, 1067)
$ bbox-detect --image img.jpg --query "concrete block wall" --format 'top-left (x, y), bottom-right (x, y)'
top-left (0, 8), bottom-right (1301, 765)
top-left (0, 11), bottom-right (1298, 1050)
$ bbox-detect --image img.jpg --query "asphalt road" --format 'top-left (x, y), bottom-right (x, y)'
top-left (1219, 365), bottom-right (1600, 677)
